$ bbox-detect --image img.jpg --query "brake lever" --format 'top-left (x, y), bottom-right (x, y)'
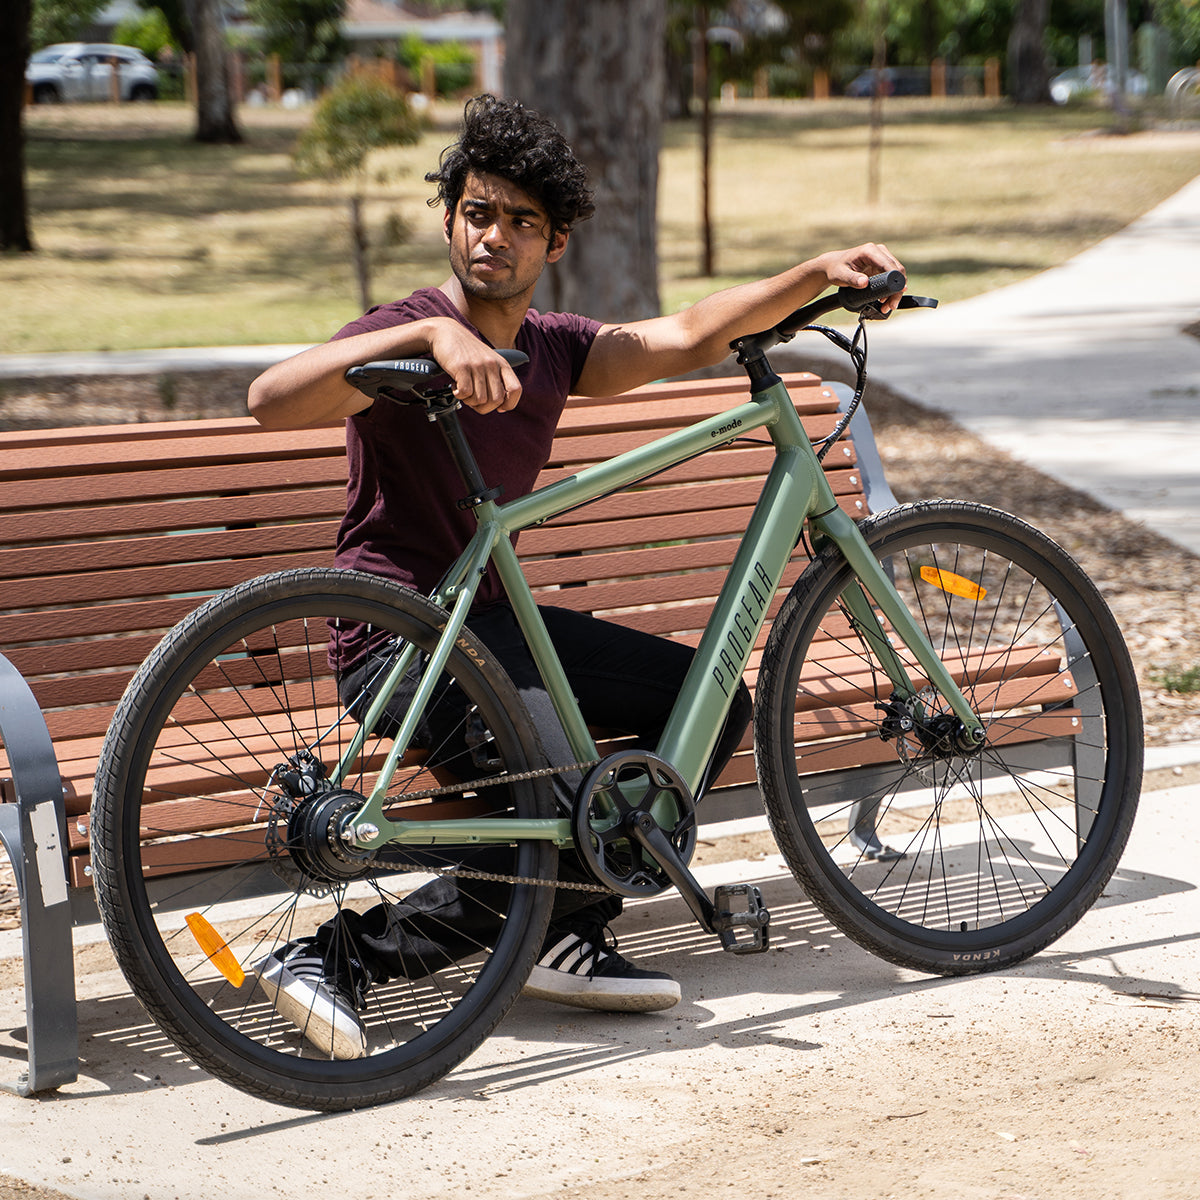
top-left (857, 294), bottom-right (939, 321)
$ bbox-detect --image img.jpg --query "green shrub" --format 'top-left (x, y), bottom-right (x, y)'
top-left (396, 35), bottom-right (476, 96)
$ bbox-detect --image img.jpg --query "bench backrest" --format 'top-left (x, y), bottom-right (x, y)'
top-left (0, 372), bottom-right (863, 885)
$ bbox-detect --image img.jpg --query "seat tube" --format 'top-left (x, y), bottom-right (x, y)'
top-left (489, 535), bottom-right (598, 763)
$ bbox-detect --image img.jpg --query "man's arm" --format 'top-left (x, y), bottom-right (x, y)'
top-left (248, 315), bottom-right (524, 429)
top-left (573, 244), bottom-right (904, 399)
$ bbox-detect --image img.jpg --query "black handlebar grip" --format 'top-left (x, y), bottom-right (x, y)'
top-left (836, 269), bottom-right (907, 312)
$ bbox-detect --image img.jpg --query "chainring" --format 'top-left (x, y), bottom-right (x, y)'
top-left (572, 751), bottom-right (697, 898)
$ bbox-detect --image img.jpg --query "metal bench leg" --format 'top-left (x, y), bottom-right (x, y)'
top-left (0, 654), bottom-right (77, 1096)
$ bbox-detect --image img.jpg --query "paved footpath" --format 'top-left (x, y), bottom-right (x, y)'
top-left (1, 752), bottom-right (1198, 1200)
top-left (845, 173), bottom-right (1200, 557)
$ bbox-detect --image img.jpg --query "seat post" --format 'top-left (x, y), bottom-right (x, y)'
top-left (430, 404), bottom-right (503, 511)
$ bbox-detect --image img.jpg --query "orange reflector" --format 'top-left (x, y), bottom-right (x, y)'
top-left (920, 565), bottom-right (987, 601)
top-left (186, 912), bottom-right (246, 987)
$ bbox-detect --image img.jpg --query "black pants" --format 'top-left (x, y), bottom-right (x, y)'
top-left (326, 604), bottom-right (753, 983)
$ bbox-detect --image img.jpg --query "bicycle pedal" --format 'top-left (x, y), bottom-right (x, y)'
top-left (712, 883), bottom-right (770, 954)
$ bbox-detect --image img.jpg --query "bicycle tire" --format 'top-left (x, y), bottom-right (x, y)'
top-left (755, 501), bottom-right (1142, 975)
top-left (91, 567), bottom-right (558, 1110)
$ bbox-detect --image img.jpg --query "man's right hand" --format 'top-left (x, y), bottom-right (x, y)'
top-left (248, 316), bottom-right (523, 429)
top-left (425, 319), bottom-right (523, 414)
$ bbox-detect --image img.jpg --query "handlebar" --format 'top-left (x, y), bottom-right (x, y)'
top-left (734, 270), bottom-right (935, 359)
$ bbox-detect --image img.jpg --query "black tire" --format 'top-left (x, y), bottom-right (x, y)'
top-left (32, 83), bottom-right (61, 104)
top-left (755, 501), bottom-right (1142, 975)
top-left (92, 568), bottom-right (557, 1110)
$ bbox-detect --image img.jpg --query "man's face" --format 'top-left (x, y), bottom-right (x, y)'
top-left (444, 171), bottom-right (568, 303)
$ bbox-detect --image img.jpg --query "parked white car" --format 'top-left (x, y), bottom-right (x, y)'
top-left (27, 43), bottom-right (160, 103)
top-left (1049, 65), bottom-right (1148, 104)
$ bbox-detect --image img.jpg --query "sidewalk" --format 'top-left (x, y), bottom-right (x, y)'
top-left (1, 756), bottom-right (1198, 1200)
top-left (843, 172), bottom-right (1200, 557)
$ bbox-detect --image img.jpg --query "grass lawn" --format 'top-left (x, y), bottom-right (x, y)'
top-left (5, 98), bottom-right (1200, 354)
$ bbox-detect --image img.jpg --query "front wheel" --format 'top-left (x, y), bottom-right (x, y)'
top-left (91, 568), bottom-right (558, 1110)
top-left (755, 501), bottom-right (1142, 975)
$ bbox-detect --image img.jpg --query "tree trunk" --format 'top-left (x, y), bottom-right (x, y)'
top-left (184, 0), bottom-right (242, 144)
top-left (504, 0), bottom-right (665, 322)
top-left (349, 193), bottom-right (371, 312)
top-left (1007, 0), bottom-right (1051, 105)
top-left (0, 0), bottom-right (33, 253)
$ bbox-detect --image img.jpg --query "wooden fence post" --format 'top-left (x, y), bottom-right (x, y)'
top-left (931, 57), bottom-right (946, 98)
top-left (985, 57), bottom-right (1001, 98)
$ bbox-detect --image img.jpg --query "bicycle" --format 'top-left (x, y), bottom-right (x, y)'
top-left (90, 272), bottom-right (1143, 1110)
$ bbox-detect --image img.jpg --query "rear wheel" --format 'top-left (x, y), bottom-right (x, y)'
top-left (92, 568), bottom-right (557, 1110)
top-left (756, 501), bottom-right (1142, 975)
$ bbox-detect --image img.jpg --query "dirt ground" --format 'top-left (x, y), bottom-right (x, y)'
top-left (1, 369), bottom-right (1197, 1200)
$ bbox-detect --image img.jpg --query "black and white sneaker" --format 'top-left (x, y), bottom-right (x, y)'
top-left (255, 940), bottom-right (367, 1060)
top-left (522, 924), bottom-right (681, 1013)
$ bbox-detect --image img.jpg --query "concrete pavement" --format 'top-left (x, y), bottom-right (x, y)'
top-left (2, 175), bottom-right (1198, 560)
top-left (837, 172), bottom-right (1200, 557)
top-left (0, 749), bottom-right (1198, 1200)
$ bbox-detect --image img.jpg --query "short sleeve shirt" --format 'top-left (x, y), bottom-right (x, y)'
top-left (332, 287), bottom-right (601, 608)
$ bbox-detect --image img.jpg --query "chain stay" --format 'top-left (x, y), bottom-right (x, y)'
top-left (378, 756), bottom-right (612, 893)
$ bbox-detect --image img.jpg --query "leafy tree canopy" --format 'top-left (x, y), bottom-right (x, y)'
top-left (246, 0), bottom-right (348, 66)
top-left (1155, 0), bottom-right (1200, 62)
top-left (31, 0), bottom-right (108, 48)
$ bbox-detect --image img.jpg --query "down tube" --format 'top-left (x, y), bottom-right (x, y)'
top-left (657, 446), bottom-right (818, 793)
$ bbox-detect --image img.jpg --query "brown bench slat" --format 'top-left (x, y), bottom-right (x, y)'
top-left (0, 456), bottom-right (347, 515)
top-left (0, 486), bottom-right (347, 546)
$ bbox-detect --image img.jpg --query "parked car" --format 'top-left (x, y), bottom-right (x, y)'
top-left (26, 43), bottom-right (160, 103)
top-left (845, 67), bottom-right (928, 97)
top-left (1049, 65), bottom-right (1148, 104)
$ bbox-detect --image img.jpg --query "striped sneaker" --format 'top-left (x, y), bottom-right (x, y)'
top-left (255, 940), bottom-right (367, 1060)
top-left (522, 924), bottom-right (680, 1013)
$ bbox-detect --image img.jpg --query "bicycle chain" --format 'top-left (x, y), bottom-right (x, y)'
top-left (374, 757), bottom-right (616, 894)
top-left (383, 758), bottom-right (599, 803)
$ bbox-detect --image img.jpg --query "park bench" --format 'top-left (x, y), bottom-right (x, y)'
top-left (0, 369), bottom-right (1075, 1095)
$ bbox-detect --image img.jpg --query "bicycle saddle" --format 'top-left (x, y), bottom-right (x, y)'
top-left (346, 349), bottom-right (530, 404)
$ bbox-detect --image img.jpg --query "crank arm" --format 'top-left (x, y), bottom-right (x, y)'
top-left (626, 814), bottom-right (772, 953)
top-left (627, 811), bottom-right (716, 931)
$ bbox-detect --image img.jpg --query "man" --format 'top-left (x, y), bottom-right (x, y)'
top-left (249, 93), bottom-right (905, 1058)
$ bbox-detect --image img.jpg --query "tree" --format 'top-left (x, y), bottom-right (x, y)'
top-left (1009, 0), bottom-right (1051, 101)
top-left (1157, 0), bottom-right (1200, 61)
top-left (31, 0), bottom-right (109, 47)
top-left (294, 72), bottom-right (422, 309)
top-left (504, 0), bottom-right (666, 322)
top-left (183, 0), bottom-right (242, 142)
top-left (0, 0), bottom-right (33, 252)
top-left (246, 0), bottom-right (347, 86)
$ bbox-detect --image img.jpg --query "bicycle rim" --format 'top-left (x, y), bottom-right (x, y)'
top-left (91, 568), bottom-right (557, 1110)
top-left (756, 501), bottom-right (1142, 974)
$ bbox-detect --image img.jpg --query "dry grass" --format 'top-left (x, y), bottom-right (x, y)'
top-left (5, 98), bottom-right (1200, 353)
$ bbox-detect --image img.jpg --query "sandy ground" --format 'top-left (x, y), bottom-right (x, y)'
top-left (0, 778), bottom-right (1198, 1200)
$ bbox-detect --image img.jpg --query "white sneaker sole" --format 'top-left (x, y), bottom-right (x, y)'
top-left (256, 959), bottom-right (367, 1060)
top-left (522, 965), bottom-right (681, 1013)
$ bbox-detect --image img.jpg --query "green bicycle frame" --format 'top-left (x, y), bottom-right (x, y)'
top-left (340, 372), bottom-right (984, 851)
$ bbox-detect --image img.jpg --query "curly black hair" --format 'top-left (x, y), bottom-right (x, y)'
top-left (426, 94), bottom-right (595, 235)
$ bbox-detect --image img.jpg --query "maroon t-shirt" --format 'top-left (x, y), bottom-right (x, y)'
top-left (332, 287), bottom-right (600, 625)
